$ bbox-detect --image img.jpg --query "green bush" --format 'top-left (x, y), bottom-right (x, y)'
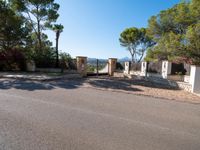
top-left (59, 52), bottom-right (76, 70)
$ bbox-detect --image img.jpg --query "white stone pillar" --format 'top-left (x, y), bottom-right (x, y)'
top-left (141, 62), bottom-right (147, 76)
top-left (162, 61), bottom-right (172, 79)
top-left (124, 61), bottom-right (131, 74)
top-left (26, 60), bottom-right (36, 72)
top-left (190, 66), bottom-right (200, 94)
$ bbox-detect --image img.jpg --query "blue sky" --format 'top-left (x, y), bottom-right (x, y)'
top-left (47, 0), bottom-right (181, 59)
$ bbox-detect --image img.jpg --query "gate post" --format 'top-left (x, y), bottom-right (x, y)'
top-left (76, 56), bottom-right (87, 77)
top-left (162, 61), bottom-right (172, 79)
top-left (108, 58), bottom-right (117, 76)
top-left (190, 66), bottom-right (200, 95)
top-left (141, 61), bottom-right (147, 76)
top-left (124, 61), bottom-right (131, 74)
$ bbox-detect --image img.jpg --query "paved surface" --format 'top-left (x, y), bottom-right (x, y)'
top-left (0, 72), bottom-right (81, 81)
top-left (0, 79), bottom-right (200, 150)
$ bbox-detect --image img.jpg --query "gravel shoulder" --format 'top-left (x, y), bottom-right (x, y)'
top-left (82, 77), bottom-right (200, 104)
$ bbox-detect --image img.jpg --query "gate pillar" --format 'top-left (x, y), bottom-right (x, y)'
top-left (141, 62), bottom-right (147, 76)
top-left (124, 61), bottom-right (131, 74)
top-left (162, 61), bottom-right (172, 79)
top-left (76, 56), bottom-right (87, 77)
top-left (190, 66), bottom-right (200, 95)
top-left (108, 58), bottom-right (117, 76)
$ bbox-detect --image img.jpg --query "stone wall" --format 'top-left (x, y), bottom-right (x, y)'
top-left (123, 60), bottom-right (200, 96)
top-left (167, 75), bottom-right (184, 82)
top-left (190, 66), bottom-right (200, 94)
top-left (26, 60), bottom-right (36, 72)
top-left (176, 82), bottom-right (192, 92)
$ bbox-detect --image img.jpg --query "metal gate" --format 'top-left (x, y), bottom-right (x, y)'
top-left (87, 58), bottom-right (108, 76)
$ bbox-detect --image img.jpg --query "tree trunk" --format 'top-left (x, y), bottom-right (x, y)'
top-left (55, 31), bottom-right (60, 68)
top-left (131, 54), bottom-right (135, 70)
top-left (128, 48), bottom-right (135, 71)
top-left (37, 19), bottom-right (42, 54)
top-left (36, 5), bottom-right (42, 55)
top-left (138, 50), bottom-right (145, 62)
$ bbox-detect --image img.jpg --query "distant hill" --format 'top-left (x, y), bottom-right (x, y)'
top-left (87, 58), bottom-right (107, 65)
top-left (87, 57), bottom-right (131, 65)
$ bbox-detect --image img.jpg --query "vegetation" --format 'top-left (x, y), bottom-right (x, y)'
top-left (119, 27), bottom-right (154, 65)
top-left (119, 0), bottom-right (199, 66)
top-left (0, 0), bottom-right (68, 71)
top-left (10, 0), bottom-right (60, 54)
top-left (51, 24), bottom-right (64, 67)
top-left (59, 52), bottom-right (75, 70)
top-left (145, 0), bottom-right (200, 65)
top-left (1, 0), bottom-right (199, 72)
top-left (0, 0), bottom-right (28, 70)
top-left (0, 1), bottom-right (27, 50)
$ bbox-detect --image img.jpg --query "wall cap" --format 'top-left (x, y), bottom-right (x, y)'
top-left (191, 65), bottom-right (200, 67)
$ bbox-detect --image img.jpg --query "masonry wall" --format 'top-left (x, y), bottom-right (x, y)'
top-left (190, 66), bottom-right (200, 94)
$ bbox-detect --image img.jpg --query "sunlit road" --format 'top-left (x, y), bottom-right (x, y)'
top-left (0, 79), bottom-right (200, 150)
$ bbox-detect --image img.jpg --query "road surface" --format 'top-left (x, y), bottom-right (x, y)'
top-left (0, 79), bottom-right (200, 150)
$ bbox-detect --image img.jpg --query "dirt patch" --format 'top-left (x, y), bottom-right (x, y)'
top-left (84, 77), bottom-right (200, 104)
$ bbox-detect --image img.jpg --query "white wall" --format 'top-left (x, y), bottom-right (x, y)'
top-left (162, 61), bottom-right (172, 79)
top-left (141, 62), bottom-right (147, 76)
top-left (190, 66), bottom-right (200, 94)
top-left (124, 62), bottom-right (131, 74)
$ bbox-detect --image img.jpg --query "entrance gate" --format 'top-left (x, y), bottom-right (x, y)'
top-left (76, 56), bottom-right (117, 77)
top-left (87, 58), bottom-right (109, 76)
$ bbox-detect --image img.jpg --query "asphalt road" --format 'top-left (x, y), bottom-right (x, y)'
top-left (0, 79), bottom-right (200, 150)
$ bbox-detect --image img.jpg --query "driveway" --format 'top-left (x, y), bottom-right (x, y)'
top-left (0, 78), bottom-right (200, 150)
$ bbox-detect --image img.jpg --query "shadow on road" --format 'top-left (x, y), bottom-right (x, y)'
top-left (0, 79), bottom-right (85, 91)
top-left (86, 77), bottom-right (178, 91)
top-left (0, 77), bottom-right (177, 92)
top-left (87, 79), bottom-right (143, 92)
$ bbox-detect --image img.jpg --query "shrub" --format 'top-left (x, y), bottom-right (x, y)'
top-left (34, 47), bottom-right (57, 68)
top-left (0, 49), bottom-right (26, 71)
top-left (59, 52), bottom-right (76, 70)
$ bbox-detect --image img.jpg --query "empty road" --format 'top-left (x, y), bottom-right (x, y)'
top-left (0, 79), bottom-right (200, 150)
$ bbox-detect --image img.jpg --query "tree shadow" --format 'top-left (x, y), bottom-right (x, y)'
top-left (0, 78), bottom-right (85, 91)
top-left (86, 77), bottom-right (178, 91)
top-left (48, 79), bottom-right (86, 90)
top-left (0, 77), bottom-right (178, 92)
top-left (86, 78), bottom-right (143, 92)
